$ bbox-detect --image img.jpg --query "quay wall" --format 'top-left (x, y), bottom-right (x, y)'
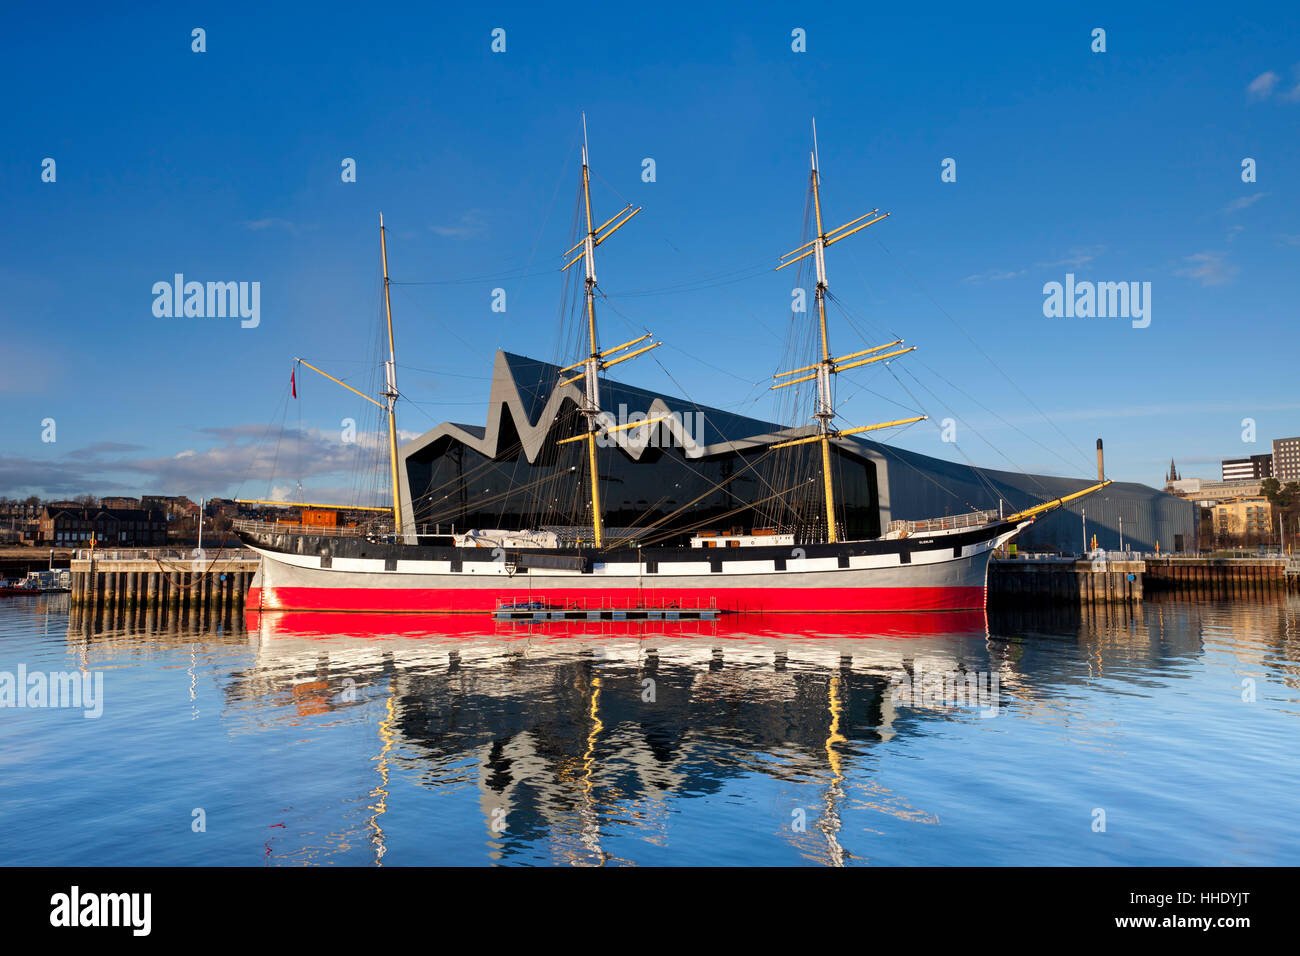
top-left (69, 553), bottom-right (259, 631)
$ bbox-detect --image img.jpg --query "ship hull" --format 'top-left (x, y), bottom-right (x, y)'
top-left (239, 521), bottom-right (1025, 614)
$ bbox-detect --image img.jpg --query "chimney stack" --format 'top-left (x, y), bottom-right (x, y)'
top-left (1096, 438), bottom-right (1105, 481)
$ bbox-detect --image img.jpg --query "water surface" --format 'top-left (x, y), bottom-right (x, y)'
top-left (1, 595), bottom-right (1297, 865)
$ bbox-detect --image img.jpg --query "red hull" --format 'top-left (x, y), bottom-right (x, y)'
top-left (246, 583), bottom-right (986, 614)
top-left (247, 607), bottom-right (989, 639)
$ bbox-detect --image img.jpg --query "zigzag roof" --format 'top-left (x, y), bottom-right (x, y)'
top-left (400, 350), bottom-right (812, 464)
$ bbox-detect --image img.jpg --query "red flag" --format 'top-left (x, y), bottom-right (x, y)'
top-left (290, 368), bottom-right (297, 399)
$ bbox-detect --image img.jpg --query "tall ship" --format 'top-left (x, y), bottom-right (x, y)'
top-left (237, 122), bottom-right (1107, 614)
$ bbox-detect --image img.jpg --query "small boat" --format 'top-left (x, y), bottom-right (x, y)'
top-left (0, 570), bottom-right (72, 595)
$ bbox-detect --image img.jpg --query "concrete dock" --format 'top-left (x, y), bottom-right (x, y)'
top-left (69, 548), bottom-right (259, 630)
top-left (1143, 556), bottom-right (1296, 598)
top-left (989, 554), bottom-right (1145, 605)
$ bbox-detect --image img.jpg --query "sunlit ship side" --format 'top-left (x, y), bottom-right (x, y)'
top-left (238, 514), bottom-right (1028, 614)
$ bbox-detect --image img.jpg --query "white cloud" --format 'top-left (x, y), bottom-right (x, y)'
top-left (1176, 251), bottom-right (1238, 287)
top-left (1247, 67), bottom-right (1300, 102)
top-left (0, 425), bottom-right (396, 502)
top-left (961, 268), bottom-right (1026, 284)
top-left (239, 218), bottom-right (307, 235)
top-left (431, 210), bottom-right (487, 239)
top-left (1247, 71), bottom-right (1279, 100)
top-left (1035, 245), bottom-right (1107, 269)
top-left (1223, 193), bottom-right (1268, 214)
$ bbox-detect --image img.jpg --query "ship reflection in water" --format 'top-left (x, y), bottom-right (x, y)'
top-left (1, 594), bottom-right (1297, 865)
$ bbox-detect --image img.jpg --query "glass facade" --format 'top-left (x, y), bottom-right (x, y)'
top-left (405, 431), bottom-right (881, 546)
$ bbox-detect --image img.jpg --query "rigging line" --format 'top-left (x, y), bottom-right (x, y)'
top-left (605, 439), bottom-right (789, 549)
top-left (883, 362), bottom-right (1032, 507)
top-left (836, 373), bottom-right (924, 419)
top-left (880, 361), bottom-right (1016, 505)
top-left (419, 466), bottom-right (569, 527)
top-left (646, 351), bottom-right (798, 508)
top-left (426, 468), bottom-right (561, 527)
top-left (824, 286), bottom-right (1081, 480)
top-left (389, 269), bottom-right (541, 286)
top-left (396, 365), bottom-right (493, 380)
top-left (873, 236), bottom-right (1095, 472)
top-left (636, 477), bottom-right (818, 549)
top-left (493, 398), bottom-right (555, 530)
top-left (908, 355), bottom-right (1088, 479)
top-left (824, 288), bottom-right (1085, 485)
top-left (503, 138), bottom-right (578, 355)
top-left (263, 373), bottom-right (293, 500)
top-left (606, 259), bottom-right (773, 288)
top-left (887, 361), bottom-right (1031, 491)
top-left (401, 399), bottom-right (498, 407)
top-left (827, 282), bottom-right (904, 347)
top-left (592, 290), bottom-right (761, 387)
top-left (825, 291), bottom-right (902, 355)
top-left (405, 437), bottom-right (528, 509)
top-left (586, 167), bottom-right (786, 345)
top-left (438, 456), bottom-right (575, 531)
top-left (221, 382), bottom-right (292, 516)
top-left (826, 282), bottom-right (1086, 483)
top-left (601, 265), bottom-right (774, 298)
top-left (862, 428), bottom-right (985, 515)
top-left (387, 283), bottom-right (479, 354)
top-left (589, 287), bottom-right (779, 459)
top-left (523, 137), bottom-right (579, 281)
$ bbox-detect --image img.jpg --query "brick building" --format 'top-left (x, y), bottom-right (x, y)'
top-left (39, 505), bottom-right (167, 547)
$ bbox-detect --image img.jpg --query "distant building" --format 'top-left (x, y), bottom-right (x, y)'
top-left (39, 505), bottom-right (167, 547)
top-left (140, 495), bottom-right (196, 520)
top-left (100, 496), bottom-right (140, 509)
top-left (1212, 497), bottom-right (1275, 542)
top-left (1164, 477), bottom-right (1262, 509)
top-left (0, 501), bottom-right (42, 544)
top-left (1165, 477), bottom-right (1204, 495)
top-left (1221, 455), bottom-right (1273, 482)
top-left (1273, 437), bottom-right (1300, 482)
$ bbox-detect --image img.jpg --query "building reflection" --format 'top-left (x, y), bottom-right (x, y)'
top-left (56, 595), bottom-right (1300, 865)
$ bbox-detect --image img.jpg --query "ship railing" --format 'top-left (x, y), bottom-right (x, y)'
top-left (72, 546), bottom-right (261, 561)
top-left (230, 518), bottom-right (382, 539)
top-left (888, 509), bottom-right (1000, 535)
top-left (996, 549), bottom-right (1150, 563)
top-left (540, 525), bottom-right (649, 547)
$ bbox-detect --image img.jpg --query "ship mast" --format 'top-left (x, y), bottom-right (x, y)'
top-left (771, 122), bottom-right (925, 543)
top-left (380, 213), bottom-right (403, 539)
top-left (555, 116), bottom-right (661, 547)
top-left (240, 215), bottom-right (408, 536)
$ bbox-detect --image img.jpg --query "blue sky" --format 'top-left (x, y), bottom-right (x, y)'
top-left (2, 2), bottom-right (1297, 504)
